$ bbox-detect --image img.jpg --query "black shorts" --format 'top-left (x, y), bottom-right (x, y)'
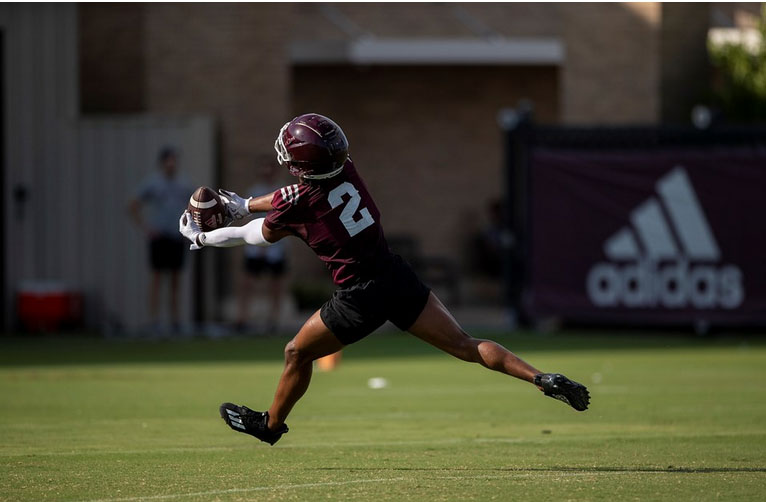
top-left (244, 257), bottom-right (286, 277)
top-left (149, 236), bottom-right (185, 271)
top-left (320, 254), bottom-right (431, 345)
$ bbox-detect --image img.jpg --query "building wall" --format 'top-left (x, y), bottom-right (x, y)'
top-left (77, 116), bottom-right (216, 331)
top-left (143, 3), bottom-right (293, 191)
top-left (76, 2), bottom-right (712, 302)
top-left (561, 2), bottom-right (661, 124)
top-left (292, 65), bottom-right (558, 278)
top-left (660, 3), bottom-right (711, 123)
top-left (1, 4), bottom-right (218, 331)
top-left (79, 3), bottom-right (684, 182)
top-left (79, 3), bottom-right (145, 113)
top-left (0, 3), bottom-right (79, 327)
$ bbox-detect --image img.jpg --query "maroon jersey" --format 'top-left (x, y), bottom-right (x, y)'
top-left (264, 160), bottom-right (391, 286)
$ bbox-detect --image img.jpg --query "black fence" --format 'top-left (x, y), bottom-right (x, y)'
top-left (502, 107), bottom-right (766, 329)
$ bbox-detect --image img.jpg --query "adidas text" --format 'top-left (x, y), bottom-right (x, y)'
top-left (587, 259), bottom-right (743, 309)
top-left (586, 166), bottom-right (745, 311)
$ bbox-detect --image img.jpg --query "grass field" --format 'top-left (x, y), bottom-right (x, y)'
top-left (1, 330), bottom-right (765, 501)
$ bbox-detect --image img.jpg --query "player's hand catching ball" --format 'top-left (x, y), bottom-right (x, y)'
top-left (179, 211), bottom-right (204, 250)
top-left (218, 189), bottom-right (251, 222)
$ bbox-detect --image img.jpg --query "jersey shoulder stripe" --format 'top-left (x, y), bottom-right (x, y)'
top-left (280, 184), bottom-right (301, 205)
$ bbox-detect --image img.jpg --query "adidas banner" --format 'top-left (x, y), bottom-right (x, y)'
top-left (527, 148), bottom-right (766, 326)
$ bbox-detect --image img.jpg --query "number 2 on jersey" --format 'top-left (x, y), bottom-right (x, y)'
top-left (328, 182), bottom-right (375, 237)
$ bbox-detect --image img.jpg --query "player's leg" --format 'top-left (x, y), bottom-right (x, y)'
top-left (266, 309), bottom-right (344, 429)
top-left (408, 292), bottom-right (539, 382)
top-left (407, 292), bottom-right (589, 411)
top-left (221, 310), bottom-right (343, 444)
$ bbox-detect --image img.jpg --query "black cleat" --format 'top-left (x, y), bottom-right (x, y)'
top-left (219, 402), bottom-right (288, 445)
top-left (534, 373), bottom-right (590, 411)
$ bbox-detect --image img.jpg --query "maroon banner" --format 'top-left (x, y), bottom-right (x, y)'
top-left (527, 147), bottom-right (766, 326)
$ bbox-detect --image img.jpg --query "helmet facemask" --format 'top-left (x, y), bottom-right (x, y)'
top-left (274, 122), bottom-right (291, 167)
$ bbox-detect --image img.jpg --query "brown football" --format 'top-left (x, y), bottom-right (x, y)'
top-left (188, 186), bottom-right (226, 232)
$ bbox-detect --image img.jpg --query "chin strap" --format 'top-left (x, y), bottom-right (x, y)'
top-left (301, 165), bottom-right (345, 180)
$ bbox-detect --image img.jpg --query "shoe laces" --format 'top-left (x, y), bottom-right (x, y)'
top-left (240, 410), bottom-right (267, 432)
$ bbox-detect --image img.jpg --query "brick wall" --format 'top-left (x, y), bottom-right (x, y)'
top-left (80, 2), bottom-right (706, 172)
top-left (291, 65), bottom-right (558, 279)
top-left (79, 3), bottom-right (145, 113)
top-left (561, 2), bottom-right (662, 124)
top-left (78, 2), bottom-right (713, 296)
top-left (142, 3), bottom-right (293, 190)
top-left (660, 3), bottom-right (711, 123)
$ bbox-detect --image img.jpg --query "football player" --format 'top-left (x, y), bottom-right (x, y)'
top-left (179, 113), bottom-right (589, 445)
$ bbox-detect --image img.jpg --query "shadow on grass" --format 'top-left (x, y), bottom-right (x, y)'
top-left (311, 466), bottom-right (766, 474)
top-left (0, 329), bottom-right (764, 367)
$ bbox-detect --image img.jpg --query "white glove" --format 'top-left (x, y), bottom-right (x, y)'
top-left (179, 211), bottom-right (204, 250)
top-left (218, 189), bottom-right (251, 222)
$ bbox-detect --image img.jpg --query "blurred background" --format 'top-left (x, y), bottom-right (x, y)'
top-left (1, 2), bottom-right (764, 337)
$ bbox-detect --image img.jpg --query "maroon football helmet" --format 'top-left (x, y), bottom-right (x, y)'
top-left (274, 113), bottom-right (349, 180)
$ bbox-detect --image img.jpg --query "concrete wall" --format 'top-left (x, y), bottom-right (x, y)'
top-left (77, 116), bottom-right (216, 331)
top-left (1, 3), bottom-right (80, 328)
top-left (1, 4), bottom-right (217, 331)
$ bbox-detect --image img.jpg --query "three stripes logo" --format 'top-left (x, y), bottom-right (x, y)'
top-left (225, 409), bottom-right (246, 430)
top-left (587, 167), bottom-right (744, 310)
top-left (280, 184), bottom-right (300, 205)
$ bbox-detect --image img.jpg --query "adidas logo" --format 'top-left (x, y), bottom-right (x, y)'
top-left (280, 184), bottom-right (300, 205)
top-left (225, 409), bottom-right (246, 430)
top-left (587, 167), bottom-right (744, 310)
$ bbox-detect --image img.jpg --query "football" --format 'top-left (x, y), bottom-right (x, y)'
top-left (188, 186), bottom-right (226, 232)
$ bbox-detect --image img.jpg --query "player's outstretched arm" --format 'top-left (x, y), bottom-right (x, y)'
top-left (179, 211), bottom-right (286, 250)
top-left (247, 191), bottom-right (277, 213)
top-left (199, 217), bottom-right (271, 248)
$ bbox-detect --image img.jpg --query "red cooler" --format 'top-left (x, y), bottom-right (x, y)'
top-left (17, 282), bottom-right (83, 332)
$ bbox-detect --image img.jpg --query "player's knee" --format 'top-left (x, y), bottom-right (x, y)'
top-left (284, 340), bottom-right (306, 366)
top-left (284, 339), bottom-right (316, 367)
top-left (453, 333), bottom-right (480, 362)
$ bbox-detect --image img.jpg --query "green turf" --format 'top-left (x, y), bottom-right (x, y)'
top-left (1, 331), bottom-right (765, 501)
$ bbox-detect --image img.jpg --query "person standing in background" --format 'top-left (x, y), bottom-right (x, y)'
top-left (237, 162), bottom-right (341, 370)
top-left (236, 163), bottom-right (288, 334)
top-left (129, 147), bottom-right (194, 333)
